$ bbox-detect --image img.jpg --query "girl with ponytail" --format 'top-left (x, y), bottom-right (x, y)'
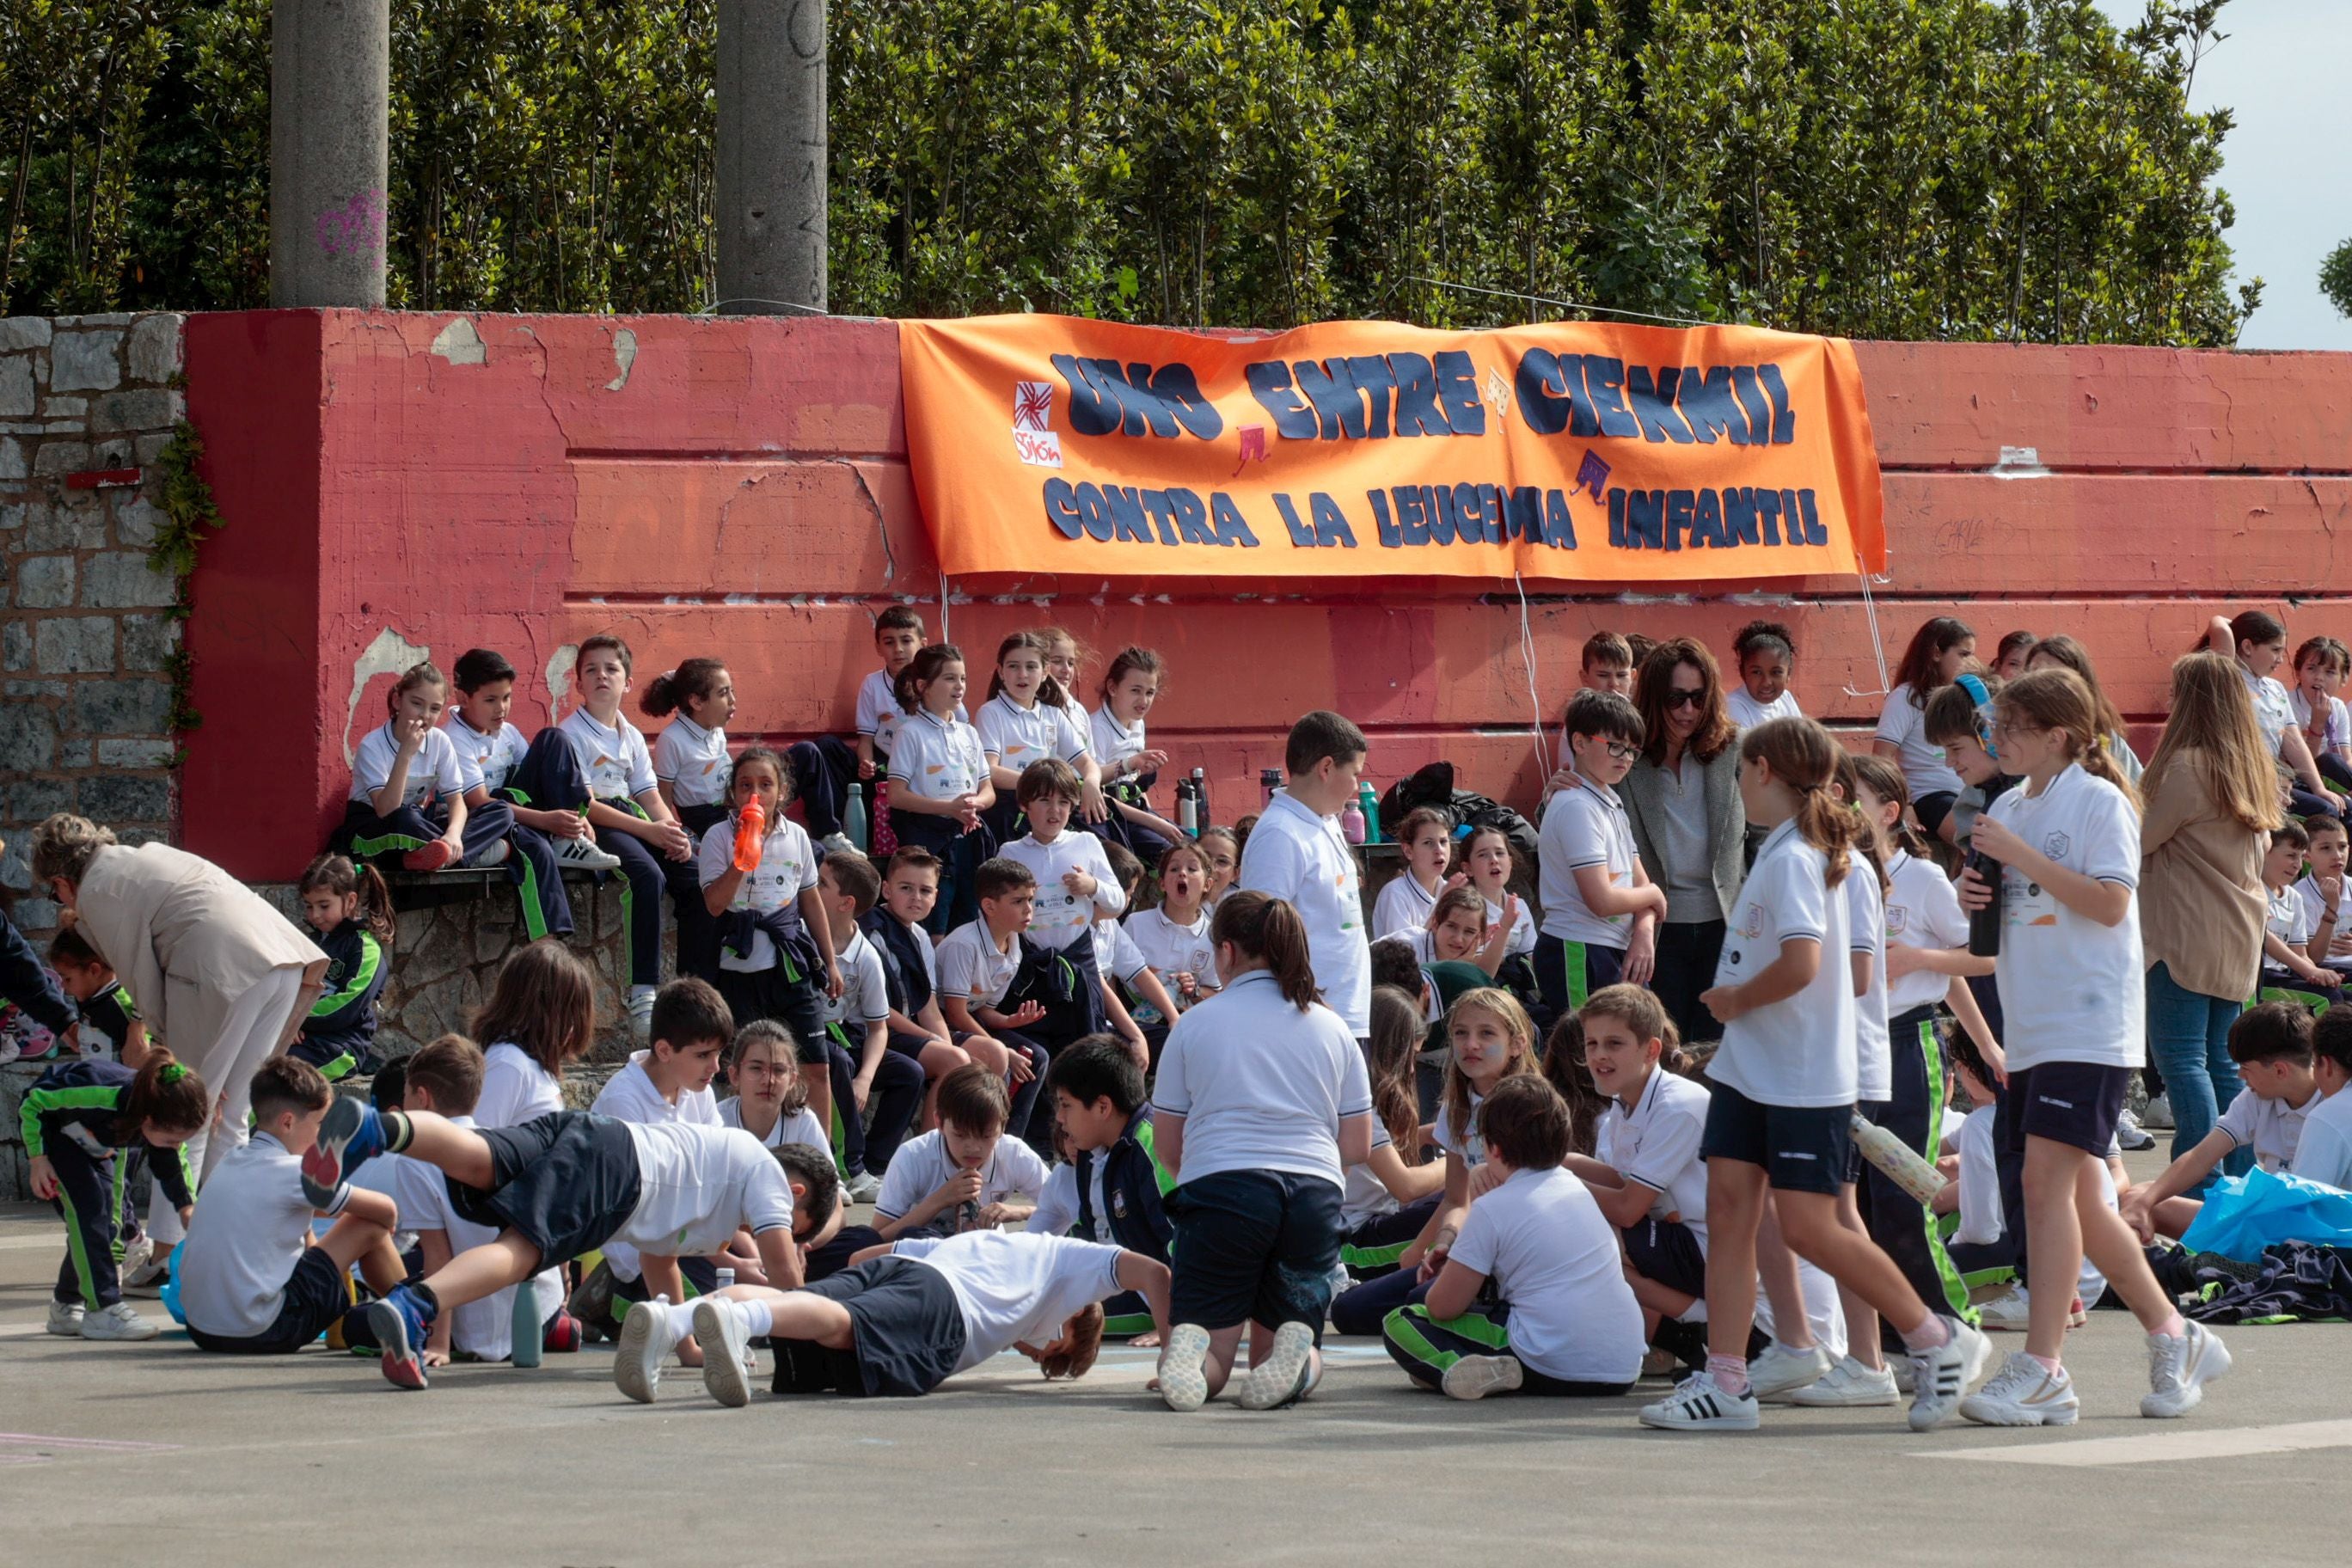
top-left (1642, 715), bottom-right (1990, 1436)
top-left (21, 1045), bottom-right (207, 1341)
top-left (1148, 890), bottom-right (1375, 1414)
top-left (1953, 667), bottom-right (2233, 1424)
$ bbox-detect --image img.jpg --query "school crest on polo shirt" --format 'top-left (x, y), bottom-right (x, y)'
top-left (1740, 903), bottom-right (1766, 940)
top-left (2044, 831), bottom-right (2070, 860)
top-left (1885, 905), bottom-right (1909, 936)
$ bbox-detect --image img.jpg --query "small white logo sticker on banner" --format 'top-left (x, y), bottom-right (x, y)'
top-left (1014, 429), bottom-right (1063, 469)
top-left (1013, 380), bottom-right (1054, 432)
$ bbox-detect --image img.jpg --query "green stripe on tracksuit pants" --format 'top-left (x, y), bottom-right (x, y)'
top-left (1382, 1302), bottom-right (1634, 1397)
top-left (1533, 934), bottom-right (1626, 1023)
top-left (47, 1141), bottom-right (130, 1310)
top-left (1859, 1007), bottom-right (1977, 1338)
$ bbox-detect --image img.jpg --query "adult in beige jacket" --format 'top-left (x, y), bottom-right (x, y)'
top-left (30, 815), bottom-right (328, 1240)
top-left (2137, 655), bottom-right (2279, 1169)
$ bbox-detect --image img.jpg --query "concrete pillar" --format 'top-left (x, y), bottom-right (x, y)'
top-left (716, 0), bottom-right (828, 315)
top-left (269, 0), bottom-right (391, 308)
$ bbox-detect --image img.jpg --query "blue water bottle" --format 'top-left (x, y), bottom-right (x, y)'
top-left (844, 782), bottom-right (870, 854)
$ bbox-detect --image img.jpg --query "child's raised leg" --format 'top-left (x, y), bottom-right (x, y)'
top-left (315, 1210), bottom-right (408, 1297)
top-left (304, 1100), bottom-right (496, 1204)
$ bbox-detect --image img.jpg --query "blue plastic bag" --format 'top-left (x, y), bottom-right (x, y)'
top-left (2178, 1167), bottom-right (2352, 1260)
top-left (158, 1242), bottom-right (186, 1325)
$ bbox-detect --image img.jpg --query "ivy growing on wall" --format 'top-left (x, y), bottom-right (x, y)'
top-left (147, 416), bottom-right (224, 740)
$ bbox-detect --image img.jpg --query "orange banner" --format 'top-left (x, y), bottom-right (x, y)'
top-left (897, 315), bottom-right (1885, 585)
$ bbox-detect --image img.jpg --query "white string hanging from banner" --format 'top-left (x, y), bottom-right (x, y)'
top-left (1841, 570), bottom-right (1895, 701)
top-left (1515, 574), bottom-right (1551, 778)
top-left (938, 573), bottom-right (952, 644)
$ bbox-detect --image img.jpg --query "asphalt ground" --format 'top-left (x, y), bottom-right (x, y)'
top-left (3, 1166), bottom-right (2346, 1568)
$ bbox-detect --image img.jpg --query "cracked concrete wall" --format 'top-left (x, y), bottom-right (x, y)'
top-left (0, 313), bottom-right (187, 928)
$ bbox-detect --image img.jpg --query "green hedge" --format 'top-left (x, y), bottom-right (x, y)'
top-left (0, 0), bottom-right (2260, 343)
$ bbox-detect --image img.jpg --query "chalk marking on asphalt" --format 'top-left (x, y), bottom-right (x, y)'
top-left (1920, 1418), bottom-right (2352, 1467)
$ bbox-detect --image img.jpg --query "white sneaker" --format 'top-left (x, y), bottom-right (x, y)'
top-left (46, 1301), bottom-right (85, 1337)
top-left (0, 1036), bottom-right (21, 1067)
top-left (1442, 1354), bottom-right (1525, 1402)
top-left (1960, 1351), bottom-right (2080, 1426)
top-left (1159, 1323), bottom-right (1213, 1412)
top-left (1236, 1320), bottom-right (1317, 1410)
top-left (1977, 1283), bottom-right (2032, 1331)
top-left (79, 1301), bottom-right (160, 1341)
top-left (1789, 1355), bottom-right (1901, 1407)
top-left (626, 989), bottom-right (656, 1038)
top-left (467, 840), bottom-right (511, 869)
top-left (692, 1297), bottom-right (755, 1409)
top-left (613, 1295), bottom-right (672, 1403)
top-left (2115, 1108), bottom-right (2157, 1152)
top-left (1907, 1320), bottom-right (1989, 1430)
top-left (843, 1169), bottom-right (884, 1204)
top-left (2143, 1320), bottom-right (2231, 1418)
top-left (1748, 1340), bottom-right (1832, 1401)
top-left (819, 832), bottom-right (857, 856)
top-left (2141, 1092), bottom-right (2173, 1130)
top-left (554, 836), bottom-right (623, 872)
top-left (1638, 1370), bottom-right (1761, 1431)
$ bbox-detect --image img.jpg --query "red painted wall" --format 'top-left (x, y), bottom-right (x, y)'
top-left (181, 311), bottom-right (2352, 881)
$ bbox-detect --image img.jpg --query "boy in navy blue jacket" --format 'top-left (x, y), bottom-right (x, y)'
top-left (1046, 1035), bottom-right (1173, 1339)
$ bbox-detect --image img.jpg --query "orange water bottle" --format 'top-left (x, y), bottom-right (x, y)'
top-left (732, 797), bottom-right (766, 872)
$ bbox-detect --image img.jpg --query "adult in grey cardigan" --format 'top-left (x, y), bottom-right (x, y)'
top-left (1620, 640), bottom-right (1746, 1044)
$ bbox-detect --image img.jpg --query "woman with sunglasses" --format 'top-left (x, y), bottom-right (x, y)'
top-left (1620, 640), bottom-right (1748, 1045)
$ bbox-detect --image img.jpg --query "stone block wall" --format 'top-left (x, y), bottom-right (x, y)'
top-left (1, 313), bottom-right (187, 922)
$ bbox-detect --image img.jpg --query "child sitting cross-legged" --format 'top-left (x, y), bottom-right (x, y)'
top-left (873, 1063), bottom-right (1050, 1241)
top-left (1382, 1075), bottom-right (1646, 1400)
top-left (1560, 985), bottom-right (1715, 1373)
top-left (2258, 818), bottom-right (2347, 1008)
top-left (300, 1092), bottom-right (843, 1391)
top-left (2122, 1001), bottom-right (2326, 1243)
top-left (178, 1057), bottom-right (407, 1354)
top-left (1036, 1035), bottom-right (1173, 1341)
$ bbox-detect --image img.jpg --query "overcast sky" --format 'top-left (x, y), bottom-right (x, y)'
top-left (2092, 0), bottom-right (2352, 349)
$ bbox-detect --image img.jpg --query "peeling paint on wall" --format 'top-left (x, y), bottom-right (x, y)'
top-left (605, 328), bottom-right (638, 392)
top-left (547, 643), bottom-right (579, 710)
top-left (430, 318), bottom-right (486, 366)
top-left (344, 626), bottom-right (433, 763)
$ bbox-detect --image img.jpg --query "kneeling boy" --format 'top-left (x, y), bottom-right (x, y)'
top-left (1383, 1076), bottom-right (1645, 1400)
top-left (303, 1096), bottom-right (841, 1388)
top-left (179, 1057), bottom-right (406, 1353)
top-left (658, 1227), bottom-right (1170, 1406)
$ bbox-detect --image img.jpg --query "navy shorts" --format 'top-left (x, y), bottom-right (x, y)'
top-left (453, 1112), bottom-right (645, 1268)
top-left (1165, 1168), bottom-right (1342, 1337)
top-left (1533, 934), bottom-right (1626, 1020)
top-left (1620, 1216), bottom-right (1707, 1301)
top-left (770, 1253), bottom-right (968, 1398)
top-left (2006, 1062), bottom-right (2132, 1158)
top-left (187, 1246), bottom-right (348, 1355)
top-left (1700, 1080), bottom-right (1853, 1196)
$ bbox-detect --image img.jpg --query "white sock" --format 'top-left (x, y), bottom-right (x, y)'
top-left (732, 1298), bottom-right (772, 1338)
top-left (652, 1295), bottom-right (693, 1352)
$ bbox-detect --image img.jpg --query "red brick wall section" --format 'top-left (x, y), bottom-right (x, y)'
top-left (180, 311), bottom-right (2352, 882)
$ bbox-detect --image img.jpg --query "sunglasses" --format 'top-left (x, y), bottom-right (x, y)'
top-left (1664, 689), bottom-right (1707, 709)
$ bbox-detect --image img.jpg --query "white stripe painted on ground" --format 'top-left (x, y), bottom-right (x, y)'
top-left (1925, 1418), bottom-right (2352, 1467)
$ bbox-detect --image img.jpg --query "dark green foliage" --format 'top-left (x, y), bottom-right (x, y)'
top-left (0, 0), bottom-right (2261, 344)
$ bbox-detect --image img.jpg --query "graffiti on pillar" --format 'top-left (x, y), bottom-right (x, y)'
top-left (315, 189), bottom-right (389, 260)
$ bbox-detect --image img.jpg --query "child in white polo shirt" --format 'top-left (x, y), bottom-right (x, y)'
top-left (2258, 818), bottom-right (2346, 1007)
top-left (1536, 689), bottom-right (1667, 1020)
top-left (977, 630), bottom-right (1102, 841)
top-left (444, 646), bottom-right (614, 942)
top-left (2123, 1001), bottom-right (2323, 1241)
top-left (1642, 716), bottom-right (1988, 1436)
top-left (178, 1057), bottom-right (405, 1354)
top-left (2289, 1008), bottom-right (2352, 1190)
top-left (552, 635), bottom-right (697, 1035)
top-left (1153, 891), bottom-right (1375, 1413)
top-left (590, 977), bottom-right (732, 1308)
top-left (1382, 1075), bottom-right (1645, 1400)
top-left (1957, 668), bottom-right (2230, 1427)
top-left (1564, 985), bottom-right (1712, 1369)
top-left (887, 644), bottom-right (995, 934)
top-left (341, 661), bottom-right (514, 873)
top-left (873, 1064), bottom-right (1049, 1240)
top-left (937, 858), bottom-right (1056, 1145)
top-left (644, 657), bottom-right (736, 981)
top-left (999, 758), bottom-right (1121, 1045)
top-left (812, 851), bottom-right (926, 1183)
top-left (1236, 710), bottom-right (1372, 1040)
